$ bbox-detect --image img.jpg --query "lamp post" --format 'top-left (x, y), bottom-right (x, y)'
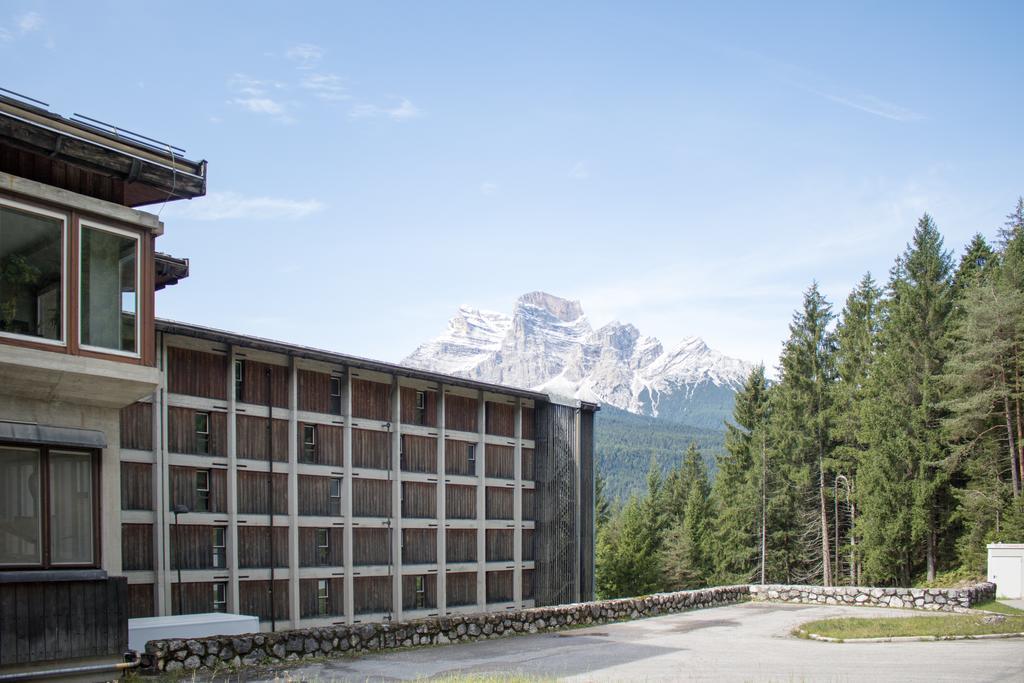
top-left (171, 504), bottom-right (189, 616)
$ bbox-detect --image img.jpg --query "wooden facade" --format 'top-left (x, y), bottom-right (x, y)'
top-left (236, 471), bottom-right (288, 515)
top-left (446, 572), bottom-right (476, 607)
top-left (352, 428), bottom-right (389, 470)
top-left (485, 401), bottom-right (515, 437)
top-left (401, 482), bottom-right (436, 518)
top-left (170, 466), bottom-right (227, 513)
top-left (352, 576), bottom-right (392, 615)
top-left (120, 462), bottom-right (152, 510)
top-left (401, 434), bottom-right (436, 473)
top-left (445, 394), bottom-right (478, 433)
top-left (402, 529), bottom-right (437, 565)
top-left (351, 379), bottom-right (390, 421)
top-left (236, 415), bottom-right (288, 463)
top-left (446, 529), bottom-right (477, 563)
top-left (120, 402), bottom-right (153, 450)
top-left (237, 526), bottom-right (289, 568)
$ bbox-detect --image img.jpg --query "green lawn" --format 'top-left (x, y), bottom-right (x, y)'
top-left (973, 599), bottom-right (1024, 615)
top-left (797, 614), bottom-right (1024, 640)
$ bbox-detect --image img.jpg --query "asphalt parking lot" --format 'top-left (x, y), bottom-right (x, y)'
top-left (228, 602), bottom-right (1024, 682)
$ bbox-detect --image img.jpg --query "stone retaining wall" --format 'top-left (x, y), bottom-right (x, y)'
top-left (749, 582), bottom-right (996, 612)
top-left (142, 585), bottom-right (749, 673)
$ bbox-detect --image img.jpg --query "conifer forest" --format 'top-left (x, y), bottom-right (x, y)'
top-left (595, 200), bottom-right (1024, 597)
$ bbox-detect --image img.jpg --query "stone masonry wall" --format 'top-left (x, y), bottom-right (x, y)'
top-left (749, 582), bottom-right (996, 612)
top-left (142, 582), bottom-right (996, 673)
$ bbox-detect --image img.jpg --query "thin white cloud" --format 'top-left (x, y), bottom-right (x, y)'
top-left (17, 12), bottom-right (42, 33)
top-left (232, 97), bottom-right (288, 116)
top-left (480, 181), bottom-right (498, 196)
top-left (569, 161), bottom-right (589, 180)
top-left (228, 75), bottom-right (292, 121)
top-left (350, 98), bottom-right (421, 121)
top-left (821, 91), bottom-right (922, 122)
top-left (169, 192), bottom-right (325, 221)
top-left (0, 27), bottom-right (11, 42)
top-left (301, 73), bottom-right (349, 101)
top-left (286, 43), bottom-right (324, 69)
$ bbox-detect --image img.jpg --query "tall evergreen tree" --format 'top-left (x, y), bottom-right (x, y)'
top-left (661, 459), bottom-right (712, 590)
top-left (595, 494), bottom-right (662, 598)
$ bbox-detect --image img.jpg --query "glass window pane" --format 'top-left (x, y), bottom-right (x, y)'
top-left (0, 205), bottom-right (63, 341)
top-left (80, 225), bottom-right (137, 353)
top-left (49, 451), bottom-right (93, 564)
top-left (0, 447), bottom-right (42, 565)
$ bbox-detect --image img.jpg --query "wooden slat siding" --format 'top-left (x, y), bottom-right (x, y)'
top-left (484, 444), bottom-right (514, 479)
top-left (445, 485), bottom-right (477, 519)
top-left (298, 527), bottom-right (344, 567)
top-left (521, 406), bottom-right (536, 440)
top-left (298, 423), bottom-right (343, 466)
top-left (485, 529), bottom-right (514, 562)
top-left (399, 387), bottom-right (437, 427)
top-left (445, 394), bottom-right (478, 433)
top-left (119, 402), bottom-right (153, 450)
top-left (485, 487), bottom-right (514, 520)
top-left (485, 401), bottom-right (515, 437)
top-left (169, 525), bottom-right (218, 570)
top-left (299, 578), bottom-right (344, 618)
top-left (401, 528), bottom-right (437, 565)
top-left (401, 482), bottom-right (437, 519)
top-left (128, 583), bottom-right (155, 619)
top-left (0, 577), bottom-right (127, 666)
top-left (522, 448), bottom-right (535, 481)
top-left (352, 428), bottom-right (390, 470)
top-left (120, 462), bottom-right (152, 510)
top-left (351, 478), bottom-right (391, 517)
top-left (352, 528), bottom-right (391, 566)
top-left (121, 524), bottom-right (153, 570)
top-left (444, 439), bottom-right (476, 476)
top-left (522, 488), bottom-right (535, 521)
top-left (170, 466), bottom-right (227, 513)
top-left (168, 406), bottom-right (227, 456)
top-left (522, 529), bottom-right (535, 561)
top-left (298, 369), bottom-right (331, 414)
top-left (401, 434), bottom-right (437, 474)
top-left (236, 471), bottom-right (288, 515)
top-left (486, 570), bottom-right (514, 603)
top-left (445, 529), bottom-right (477, 563)
top-left (353, 576), bottom-right (392, 615)
top-left (236, 414), bottom-right (289, 463)
top-left (238, 580), bottom-right (289, 622)
top-left (351, 378), bottom-right (391, 421)
top-left (240, 360), bottom-right (289, 408)
top-left (167, 347), bottom-right (228, 400)
top-left (237, 526), bottom-right (289, 568)
top-left (171, 582), bottom-right (215, 615)
top-left (402, 574), bottom-right (437, 610)
top-left (522, 569), bottom-right (535, 600)
top-left (445, 572), bottom-right (476, 607)
top-left (298, 474), bottom-right (341, 516)
top-left (0, 151), bottom-right (125, 205)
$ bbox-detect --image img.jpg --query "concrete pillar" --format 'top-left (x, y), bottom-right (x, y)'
top-left (287, 357), bottom-right (300, 628)
top-left (513, 397), bottom-right (523, 607)
top-left (342, 367), bottom-right (354, 624)
top-left (390, 376), bottom-right (403, 623)
top-left (436, 383), bottom-right (447, 615)
top-left (476, 391), bottom-right (486, 611)
top-left (226, 345), bottom-right (240, 614)
top-left (153, 332), bottom-right (169, 615)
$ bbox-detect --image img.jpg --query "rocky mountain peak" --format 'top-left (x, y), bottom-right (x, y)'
top-left (516, 291), bottom-right (584, 322)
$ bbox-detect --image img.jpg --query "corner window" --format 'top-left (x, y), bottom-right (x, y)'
top-left (194, 412), bottom-right (210, 454)
top-left (79, 222), bottom-right (139, 355)
top-left (0, 200), bottom-right (65, 343)
top-left (328, 376), bottom-right (342, 415)
top-left (329, 478), bottom-right (342, 516)
top-left (317, 578), bottom-right (329, 616)
top-left (212, 527), bottom-right (226, 568)
top-left (302, 424), bottom-right (317, 463)
top-left (234, 359), bottom-right (244, 401)
top-left (212, 581), bottom-right (227, 612)
top-left (195, 470), bottom-right (210, 512)
top-left (316, 528), bottom-right (329, 566)
top-left (0, 445), bottom-right (97, 568)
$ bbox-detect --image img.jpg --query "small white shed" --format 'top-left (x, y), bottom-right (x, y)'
top-left (987, 543), bottom-right (1024, 599)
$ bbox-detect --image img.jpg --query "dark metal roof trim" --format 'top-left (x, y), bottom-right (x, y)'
top-left (154, 252), bottom-right (190, 291)
top-left (0, 569), bottom-right (109, 583)
top-left (155, 319), bottom-right (554, 402)
top-left (0, 422), bottom-right (107, 449)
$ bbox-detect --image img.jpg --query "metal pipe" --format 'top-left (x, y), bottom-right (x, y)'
top-left (0, 652), bottom-right (140, 682)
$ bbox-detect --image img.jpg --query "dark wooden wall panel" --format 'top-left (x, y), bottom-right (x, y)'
top-left (120, 462), bottom-right (152, 511)
top-left (298, 527), bottom-right (344, 567)
top-left (445, 572), bottom-right (476, 607)
top-left (239, 360), bottom-right (289, 408)
top-left (168, 407), bottom-right (226, 456)
top-left (401, 528), bottom-right (436, 565)
top-left (352, 478), bottom-right (391, 517)
top-left (485, 444), bottom-right (514, 479)
top-left (236, 415), bottom-right (288, 462)
top-left (298, 475), bottom-right (342, 516)
top-left (169, 525), bottom-right (217, 570)
top-left (401, 482), bottom-right (436, 519)
top-left (120, 402), bottom-right (152, 450)
top-left (485, 401), bottom-right (515, 438)
top-left (171, 582), bottom-right (216, 615)
top-left (486, 529), bottom-right (513, 562)
top-left (400, 387), bottom-right (437, 427)
top-left (300, 578), bottom-right (344, 618)
top-left (486, 570), bottom-right (513, 603)
top-left (298, 369), bottom-right (332, 414)
top-left (401, 435), bottom-right (436, 474)
top-left (128, 583), bottom-right (155, 619)
top-left (353, 576), bottom-right (392, 614)
top-left (121, 524), bottom-right (153, 570)
top-left (237, 526), bottom-right (289, 568)
top-left (238, 580), bottom-right (289, 622)
top-left (521, 406), bottom-right (535, 441)
top-left (353, 528), bottom-right (391, 566)
top-left (236, 471), bottom-right (288, 515)
top-left (522, 448), bottom-right (535, 481)
top-left (298, 423), bottom-right (343, 466)
top-left (485, 487), bottom-right (513, 520)
top-left (445, 529), bottom-right (477, 563)
top-left (523, 529), bottom-right (534, 562)
top-left (445, 395), bottom-right (478, 433)
top-left (167, 347), bottom-right (228, 400)
top-left (170, 466), bottom-right (227, 513)
top-left (401, 574), bottom-right (437, 610)
top-left (522, 569), bottom-right (535, 600)
top-left (352, 428), bottom-right (389, 470)
top-left (522, 489), bottom-right (535, 521)
top-left (445, 439), bottom-right (476, 476)
top-left (445, 485), bottom-right (476, 519)
top-left (351, 379), bottom-right (391, 421)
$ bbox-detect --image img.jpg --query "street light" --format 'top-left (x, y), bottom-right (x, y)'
top-left (171, 504), bottom-right (189, 617)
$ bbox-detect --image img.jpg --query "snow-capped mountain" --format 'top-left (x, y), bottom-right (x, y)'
top-left (403, 291), bottom-right (755, 429)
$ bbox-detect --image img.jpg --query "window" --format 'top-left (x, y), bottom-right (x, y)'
top-left (317, 579), bottom-right (330, 616)
top-left (0, 200), bottom-right (65, 343)
top-left (0, 445), bottom-right (97, 567)
top-left (212, 581), bottom-right (227, 613)
top-left (329, 478), bottom-right (342, 516)
top-left (316, 528), bottom-right (329, 566)
top-left (194, 412), bottom-right (210, 454)
top-left (415, 390), bottom-right (427, 424)
top-left (468, 444), bottom-right (477, 473)
top-left (195, 470), bottom-right (210, 512)
top-left (212, 527), bottom-right (226, 568)
top-left (79, 222), bottom-right (139, 355)
top-left (234, 360), bottom-right (244, 401)
top-left (414, 575), bottom-right (426, 609)
top-left (302, 424), bottom-right (317, 463)
top-left (328, 376), bottom-right (342, 415)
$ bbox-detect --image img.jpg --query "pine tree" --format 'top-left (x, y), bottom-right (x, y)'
top-left (594, 494), bottom-right (662, 598)
top-left (595, 471), bottom-right (612, 529)
top-left (661, 460), bottom-right (712, 590)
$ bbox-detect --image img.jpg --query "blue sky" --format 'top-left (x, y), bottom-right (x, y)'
top-left (4, 2), bottom-right (1022, 368)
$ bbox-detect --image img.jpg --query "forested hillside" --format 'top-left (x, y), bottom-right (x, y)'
top-left (596, 200), bottom-right (1024, 599)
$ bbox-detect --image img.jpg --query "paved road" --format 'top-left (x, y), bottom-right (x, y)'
top-left (227, 603), bottom-right (1024, 682)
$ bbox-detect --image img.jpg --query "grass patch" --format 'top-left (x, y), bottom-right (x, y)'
top-left (973, 599), bottom-right (1024, 615)
top-left (913, 567), bottom-right (985, 589)
top-left (798, 614), bottom-right (1024, 640)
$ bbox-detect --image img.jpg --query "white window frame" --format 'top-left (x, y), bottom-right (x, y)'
top-left (212, 581), bottom-right (227, 612)
top-left (234, 359), bottom-right (244, 400)
top-left (212, 526), bottom-right (226, 568)
top-left (329, 376), bottom-right (342, 414)
top-left (0, 197), bottom-right (68, 348)
top-left (77, 219), bottom-right (141, 358)
top-left (195, 469), bottom-right (211, 512)
top-left (317, 578), bottom-right (329, 616)
top-left (316, 527), bottom-right (329, 565)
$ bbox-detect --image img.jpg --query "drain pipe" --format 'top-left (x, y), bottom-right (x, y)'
top-left (0, 651), bottom-right (141, 682)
